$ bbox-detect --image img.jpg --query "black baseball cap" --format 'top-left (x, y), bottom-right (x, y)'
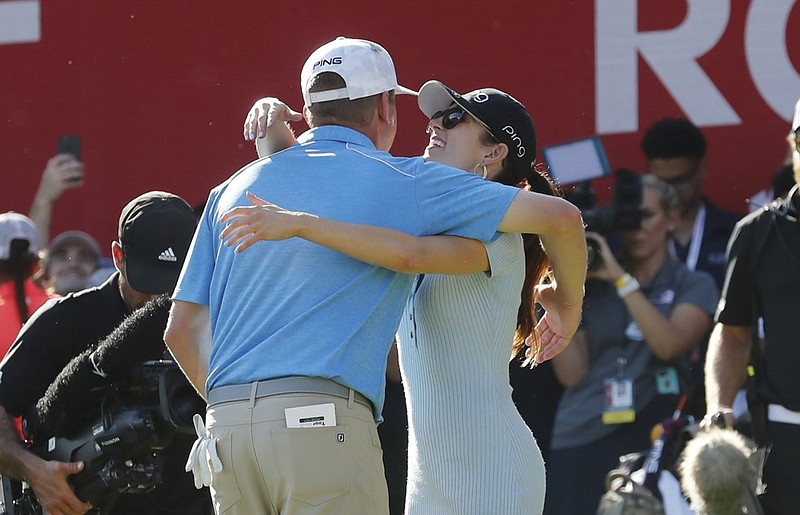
top-left (417, 80), bottom-right (537, 180)
top-left (118, 191), bottom-right (197, 294)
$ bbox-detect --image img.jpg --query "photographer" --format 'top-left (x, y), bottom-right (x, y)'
top-left (544, 175), bottom-right (719, 515)
top-left (0, 191), bottom-right (209, 515)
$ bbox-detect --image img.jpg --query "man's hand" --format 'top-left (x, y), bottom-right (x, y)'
top-left (36, 155), bottom-right (85, 203)
top-left (699, 404), bottom-right (735, 432)
top-left (28, 154), bottom-right (86, 242)
top-left (26, 458), bottom-right (92, 515)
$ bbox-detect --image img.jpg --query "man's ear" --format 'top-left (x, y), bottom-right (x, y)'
top-left (378, 91), bottom-right (395, 126)
top-left (483, 143), bottom-right (509, 167)
top-left (302, 105), bottom-right (312, 126)
top-left (111, 241), bottom-right (124, 273)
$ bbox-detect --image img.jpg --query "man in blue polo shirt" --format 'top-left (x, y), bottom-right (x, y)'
top-left (165, 37), bottom-right (584, 515)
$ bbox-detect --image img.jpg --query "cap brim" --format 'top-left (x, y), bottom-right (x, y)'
top-left (124, 254), bottom-right (183, 295)
top-left (417, 80), bottom-right (460, 119)
top-left (417, 80), bottom-right (495, 136)
top-left (395, 85), bottom-right (418, 97)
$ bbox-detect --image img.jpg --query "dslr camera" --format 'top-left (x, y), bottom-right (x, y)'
top-left (568, 168), bottom-right (644, 270)
top-left (541, 137), bottom-right (644, 271)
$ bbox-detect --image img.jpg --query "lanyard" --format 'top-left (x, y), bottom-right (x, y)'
top-left (669, 203), bottom-right (706, 271)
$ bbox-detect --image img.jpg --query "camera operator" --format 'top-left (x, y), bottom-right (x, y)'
top-left (545, 175), bottom-right (719, 515)
top-left (0, 191), bottom-right (210, 515)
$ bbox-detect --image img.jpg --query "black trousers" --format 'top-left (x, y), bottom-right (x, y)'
top-left (760, 421), bottom-right (800, 515)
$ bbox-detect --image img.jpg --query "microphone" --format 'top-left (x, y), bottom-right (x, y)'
top-left (30, 295), bottom-right (172, 439)
top-left (678, 428), bottom-right (758, 515)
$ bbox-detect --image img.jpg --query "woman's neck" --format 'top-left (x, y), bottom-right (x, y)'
top-left (627, 246), bottom-right (668, 285)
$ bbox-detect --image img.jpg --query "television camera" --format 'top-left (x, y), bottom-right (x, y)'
top-left (1, 359), bottom-right (203, 515)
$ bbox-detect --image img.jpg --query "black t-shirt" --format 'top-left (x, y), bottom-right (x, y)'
top-left (673, 198), bottom-right (742, 291)
top-left (716, 195), bottom-right (800, 410)
top-left (0, 274), bottom-right (129, 415)
top-left (0, 274), bottom-right (211, 514)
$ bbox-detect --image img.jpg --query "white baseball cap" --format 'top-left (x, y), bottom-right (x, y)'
top-left (0, 212), bottom-right (39, 260)
top-left (300, 37), bottom-right (417, 106)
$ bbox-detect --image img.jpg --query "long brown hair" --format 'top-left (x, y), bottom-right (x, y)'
top-left (483, 136), bottom-right (560, 366)
top-left (513, 164), bottom-right (559, 366)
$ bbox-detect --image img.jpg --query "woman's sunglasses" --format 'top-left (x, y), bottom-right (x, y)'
top-left (430, 106), bottom-right (467, 129)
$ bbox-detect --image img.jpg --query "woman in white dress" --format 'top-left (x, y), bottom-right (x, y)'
top-left (222, 81), bottom-right (586, 514)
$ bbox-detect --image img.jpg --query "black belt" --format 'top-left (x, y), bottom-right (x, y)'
top-left (207, 376), bottom-right (372, 411)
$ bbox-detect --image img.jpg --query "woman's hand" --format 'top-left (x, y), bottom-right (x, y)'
top-left (243, 97), bottom-right (303, 141)
top-left (220, 192), bottom-right (313, 252)
top-left (585, 231), bottom-right (625, 283)
top-left (530, 282), bottom-right (583, 362)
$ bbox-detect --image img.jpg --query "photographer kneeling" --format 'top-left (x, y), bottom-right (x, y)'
top-left (0, 192), bottom-right (211, 515)
top-left (544, 175), bottom-right (719, 515)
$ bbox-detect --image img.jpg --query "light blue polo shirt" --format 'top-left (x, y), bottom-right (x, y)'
top-left (173, 126), bottom-right (519, 418)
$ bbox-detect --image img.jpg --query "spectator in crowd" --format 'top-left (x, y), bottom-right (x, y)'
top-left (41, 230), bottom-right (101, 295)
top-left (0, 191), bottom-right (210, 514)
top-left (642, 118), bottom-right (742, 290)
top-left (28, 154), bottom-right (85, 244)
top-left (229, 82), bottom-right (583, 515)
top-left (545, 175), bottom-right (718, 515)
top-left (702, 96), bottom-right (800, 514)
top-left (642, 118), bottom-right (743, 419)
top-left (0, 212), bottom-right (51, 357)
top-left (166, 37), bottom-right (584, 515)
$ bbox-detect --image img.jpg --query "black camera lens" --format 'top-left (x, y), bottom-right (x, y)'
top-left (587, 238), bottom-right (602, 271)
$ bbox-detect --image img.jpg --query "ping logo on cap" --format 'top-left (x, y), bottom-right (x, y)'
top-left (502, 125), bottom-right (526, 158)
top-left (313, 57), bottom-right (343, 69)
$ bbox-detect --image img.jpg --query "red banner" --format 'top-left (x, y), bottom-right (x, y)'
top-left (1, 0), bottom-right (797, 249)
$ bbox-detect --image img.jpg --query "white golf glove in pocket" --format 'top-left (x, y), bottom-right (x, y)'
top-left (185, 413), bottom-right (223, 488)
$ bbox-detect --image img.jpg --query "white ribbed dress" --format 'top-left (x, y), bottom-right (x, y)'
top-left (397, 232), bottom-right (546, 515)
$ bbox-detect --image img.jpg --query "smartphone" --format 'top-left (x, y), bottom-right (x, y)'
top-left (57, 134), bottom-right (81, 161)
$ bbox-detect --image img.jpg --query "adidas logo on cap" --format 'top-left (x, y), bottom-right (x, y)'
top-left (158, 247), bottom-right (177, 262)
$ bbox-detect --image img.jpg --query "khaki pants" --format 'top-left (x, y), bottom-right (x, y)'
top-left (205, 391), bottom-right (389, 515)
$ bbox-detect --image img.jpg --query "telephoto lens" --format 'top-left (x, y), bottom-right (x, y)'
top-left (586, 238), bottom-right (602, 271)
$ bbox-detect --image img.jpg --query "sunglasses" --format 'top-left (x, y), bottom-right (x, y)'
top-left (793, 128), bottom-right (800, 153)
top-left (430, 106), bottom-right (467, 129)
top-left (664, 172), bottom-right (696, 187)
